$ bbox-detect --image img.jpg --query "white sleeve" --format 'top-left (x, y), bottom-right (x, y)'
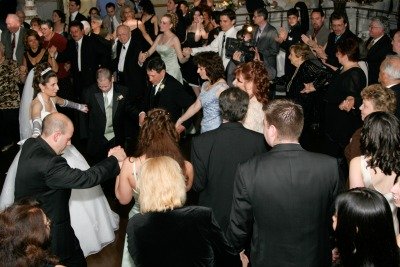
top-left (191, 34), bottom-right (220, 55)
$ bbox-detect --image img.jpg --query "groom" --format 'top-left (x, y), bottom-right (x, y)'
top-left (14, 113), bottom-right (126, 267)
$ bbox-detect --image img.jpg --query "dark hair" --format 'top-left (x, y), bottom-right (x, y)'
top-left (294, 1), bottom-right (309, 34)
top-left (334, 188), bottom-right (399, 267)
top-left (235, 61), bottom-right (269, 105)
top-left (330, 12), bottom-right (348, 25)
top-left (360, 112), bottom-right (400, 180)
top-left (211, 10), bottom-right (221, 24)
top-left (25, 29), bottom-right (43, 48)
top-left (69, 20), bottom-right (84, 30)
top-left (33, 63), bottom-right (57, 95)
top-left (220, 8), bottom-right (236, 21)
top-left (194, 51), bottom-right (225, 84)
top-left (88, 7), bottom-right (100, 16)
top-left (40, 19), bottom-right (54, 29)
top-left (0, 200), bottom-right (59, 267)
top-left (146, 57), bottom-right (166, 72)
top-left (135, 108), bottom-right (186, 175)
top-left (178, 0), bottom-right (189, 8)
top-left (254, 7), bottom-right (268, 20)
top-left (139, 0), bottom-right (155, 15)
top-left (287, 8), bottom-right (299, 17)
top-left (30, 17), bottom-right (42, 26)
top-left (202, 7), bottom-right (213, 20)
top-left (219, 87), bottom-right (249, 122)
top-left (336, 36), bottom-right (359, 62)
top-left (105, 2), bottom-right (115, 9)
top-left (311, 7), bottom-right (324, 17)
top-left (263, 99), bottom-right (304, 140)
top-left (70, 0), bottom-right (81, 6)
top-left (53, 10), bottom-right (66, 23)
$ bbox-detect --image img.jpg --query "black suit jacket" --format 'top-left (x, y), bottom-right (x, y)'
top-left (389, 83), bottom-right (400, 120)
top-left (325, 29), bottom-right (357, 68)
top-left (82, 83), bottom-right (137, 157)
top-left (227, 144), bottom-right (339, 267)
top-left (127, 206), bottom-right (240, 267)
top-left (2, 27), bottom-right (26, 65)
top-left (69, 12), bottom-right (87, 24)
top-left (14, 137), bottom-right (120, 265)
top-left (191, 122), bottom-right (267, 232)
top-left (142, 73), bottom-right (195, 128)
top-left (365, 34), bottom-right (393, 84)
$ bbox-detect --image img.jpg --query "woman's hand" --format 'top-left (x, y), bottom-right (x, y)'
top-left (138, 51), bottom-right (147, 64)
top-left (240, 250), bottom-right (249, 267)
top-left (339, 96), bottom-right (355, 112)
top-left (80, 104), bottom-right (89, 113)
top-left (300, 83), bottom-right (316, 94)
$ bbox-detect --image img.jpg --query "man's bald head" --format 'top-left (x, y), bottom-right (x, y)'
top-left (42, 113), bottom-right (73, 137)
top-left (6, 14), bottom-right (21, 33)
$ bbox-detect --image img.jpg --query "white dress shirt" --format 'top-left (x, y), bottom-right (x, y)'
top-left (118, 38), bottom-right (131, 72)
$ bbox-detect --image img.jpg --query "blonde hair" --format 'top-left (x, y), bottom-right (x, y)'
top-left (163, 12), bottom-right (178, 29)
top-left (138, 156), bottom-right (186, 213)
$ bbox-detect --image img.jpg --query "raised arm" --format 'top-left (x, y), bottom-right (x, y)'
top-left (54, 97), bottom-right (88, 113)
top-left (115, 157), bottom-right (137, 205)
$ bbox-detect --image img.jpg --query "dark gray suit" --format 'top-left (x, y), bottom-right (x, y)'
top-left (253, 23), bottom-right (279, 79)
top-left (2, 26), bottom-right (26, 65)
top-left (227, 143), bottom-right (339, 267)
top-left (191, 122), bottom-right (267, 232)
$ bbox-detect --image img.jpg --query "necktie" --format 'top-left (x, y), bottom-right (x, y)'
top-left (75, 41), bottom-right (79, 51)
top-left (221, 33), bottom-right (226, 58)
top-left (334, 35), bottom-right (340, 43)
top-left (11, 33), bottom-right (16, 50)
top-left (69, 15), bottom-right (72, 25)
top-left (122, 45), bottom-right (126, 50)
top-left (256, 28), bottom-right (261, 44)
top-left (110, 16), bottom-right (115, 33)
top-left (367, 39), bottom-right (375, 50)
top-left (104, 93), bottom-right (115, 140)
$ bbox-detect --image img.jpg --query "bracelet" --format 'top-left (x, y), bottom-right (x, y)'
top-left (144, 51), bottom-right (149, 56)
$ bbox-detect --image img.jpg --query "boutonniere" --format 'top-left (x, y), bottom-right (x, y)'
top-left (159, 83), bottom-right (165, 92)
top-left (117, 95), bottom-right (124, 101)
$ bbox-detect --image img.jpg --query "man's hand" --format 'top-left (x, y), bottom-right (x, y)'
top-left (183, 47), bottom-right (192, 57)
top-left (176, 124), bottom-right (186, 134)
top-left (108, 146), bottom-right (127, 162)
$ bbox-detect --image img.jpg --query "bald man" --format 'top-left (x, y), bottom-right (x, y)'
top-left (379, 55), bottom-right (400, 119)
top-left (3, 13), bottom-right (26, 65)
top-left (15, 113), bottom-right (126, 266)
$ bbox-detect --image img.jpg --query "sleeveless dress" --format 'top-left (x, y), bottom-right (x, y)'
top-left (181, 32), bottom-right (203, 86)
top-left (121, 160), bottom-right (141, 267)
top-left (361, 156), bottom-right (399, 234)
top-left (199, 81), bottom-right (228, 133)
top-left (156, 37), bottom-right (183, 84)
top-left (142, 14), bottom-right (157, 41)
top-left (0, 93), bottom-right (119, 257)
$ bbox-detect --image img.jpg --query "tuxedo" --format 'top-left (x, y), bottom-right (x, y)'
top-left (365, 34), bottom-right (393, 84)
top-left (82, 83), bottom-right (136, 163)
top-left (141, 73), bottom-right (194, 128)
top-left (14, 137), bottom-right (120, 266)
top-left (2, 26), bottom-right (26, 65)
top-left (253, 23), bottom-right (280, 79)
top-left (227, 144), bottom-right (339, 267)
top-left (69, 12), bottom-right (87, 25)
top-left (191, 122), bottom-right (267, 232)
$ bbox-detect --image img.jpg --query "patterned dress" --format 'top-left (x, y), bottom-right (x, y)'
top-left (0, 59), bottom-right (20, 110)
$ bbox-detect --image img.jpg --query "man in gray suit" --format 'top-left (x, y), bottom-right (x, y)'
top-left (102, 2), bottom-right (121, 35)
top-left (227, 99), bottom-right (339, 267)
top-left (3, 13), bottom-right (26, 66)
top-left (252, 8), bottom-right (279, 79)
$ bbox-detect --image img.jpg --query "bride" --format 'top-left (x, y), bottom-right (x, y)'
top-left (0, 62), bottom-right (119, 257)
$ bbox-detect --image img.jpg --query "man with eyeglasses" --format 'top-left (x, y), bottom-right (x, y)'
top-left (364, 16), bottom-right (392, 84)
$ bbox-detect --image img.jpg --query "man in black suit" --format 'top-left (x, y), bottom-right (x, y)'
top-left (138, 57), bottom-right (194, 131)
top-left (3, 13), bottom-right (26, 66)
top-left (68, 0), bottom-right (87, 25)
top-left (364, 17), bottom-right (393, 85)
top-left (14, 113), bottom-right (126, 267)
top-left (227, 99), bottom-right (339, 267)
top-left (82, 68), bottom-right (136, 165)
top-left (379, 55), bottom-right (400, 119)
top-left (191, 87), bottom-right (266, 232)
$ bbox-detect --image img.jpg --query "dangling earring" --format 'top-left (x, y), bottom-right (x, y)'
top-left (352, 241), bottom-right (357, 254)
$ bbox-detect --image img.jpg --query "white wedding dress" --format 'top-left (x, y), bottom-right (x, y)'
top-left (0, 70), bottom-right (119, 257)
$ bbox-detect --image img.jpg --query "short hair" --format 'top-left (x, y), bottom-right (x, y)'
top-left (254, 7), bottom-right (268, 20)
top-left (96, 68), bottom-right (112, 81)
top-left (211, 10), bottom-right (221, 24)
top-left (52, 10), bottom-right (66, 23)
top-left (105, 2), bottom-right (115, 9)
top-left (361, 111), bottom-right (400, 179)
top-left (380, 55), bottom-right (400, 80)
top-left (0, 200), bottom-right (58, 266)
top-left (334, 188), bottom-right (399, 267)
top-left (330, 12), bottom-right (348, 24)
top-left (311, 7), bottom-right (324, 17)
top-left (146, 57), bottom-right (166, 72)
top-left (287, 8), bottom-right (299, 17)
top-left (138, 156), bottom-right (187, 212)
top-left (42, 113), bottom-right (71, 136)
top-left (263, 99), bottom-right (304, 140)
top-left (290, 43), bottom-right (312, 61)
top-left (178, 0), bottom-right (189, 8)
top-left (25, 29), bottom-right (43, 48)
top-left (219, 87), bottom-right (249, 122)
top-left (89, 7), bottom-right (100, 16)
top-left (30, 17), bottom-right (42, 26)
top-left (220, 8), bottom-right (236, 21)
top-left (370, 16), bottom-right (389, 34)
top-left (40, 19), bottom-right (54, 29)
top-left (33, 63), bottom-right (57, 95)
top-left (235, 61), bottom-right (269, 105)
top-left (69, 20), bottom-right (84, 30)
top-left (336, 36), bottom-right (360, 62)
top-left (70, 0), bottom-right (81, 6)
top-left (361, 84), bottom-right (397, 114)
top-left (194, 51), bottom-right (225, 84)
top-left (90, 14), bottom-right (102, 23)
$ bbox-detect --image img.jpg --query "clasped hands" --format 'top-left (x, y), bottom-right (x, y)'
top-left (339, 96), bottom-right (355, 112)
top-left (108, 146), bottom-right (127, 167)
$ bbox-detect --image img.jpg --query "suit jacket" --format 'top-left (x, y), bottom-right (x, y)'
top-left (141, 73), bottom-right (195, 128)
top-left (254, 23), bottom-right (280, 76)
top-left (191, 122), bottom-right (267, 232)
top-left (14, 137), bottom-right (120, 264)
top-left (306, 24), bottom-right (330, 47)
top-left (365, 34), bottom-right (393, 84)
top-left (127, 206), bottom-right (240, 267)
top-left (2, 27), bottom-right (26, 65)
top-left (82, 83), bottom-right (136, 156)
top-left (388, 83), bottom-right (400, 120)
top-left (325, 29), bottom-right (357, 68)
top-left (69, 12), bottom-right (87, 24)
top-left (226, 144), bottom-right (339, 267)
top-left (102, 14), bottom-right (121, 34)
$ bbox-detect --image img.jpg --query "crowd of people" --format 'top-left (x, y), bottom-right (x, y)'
top-left (1, 0), bottom-right (400, 266)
